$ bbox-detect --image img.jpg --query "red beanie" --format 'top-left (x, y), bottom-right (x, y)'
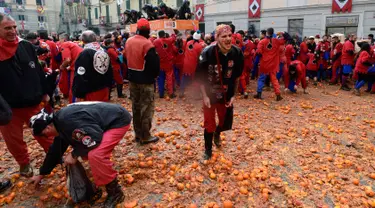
top-left (137, 18), bottom-right (150, 30)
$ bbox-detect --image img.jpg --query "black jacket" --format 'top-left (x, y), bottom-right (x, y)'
top-left (0, 40), bottom-right (47, 108)
top-left (73, 47), bottom-right (113, 98)
top-left (0, 95), bottom-right (12, 126)
top-left (39, 102), bottom-right (132, 175)
top-left (196, 45), bottom-right (244, 104)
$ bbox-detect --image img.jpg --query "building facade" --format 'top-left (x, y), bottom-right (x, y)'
top-left (204, 0), bottom-right (375, 39)
top-left (0, 0), bottom-right (61, 36)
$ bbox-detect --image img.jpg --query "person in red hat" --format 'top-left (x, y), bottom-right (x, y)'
top-left (124, 18), bottom-right (160, 145)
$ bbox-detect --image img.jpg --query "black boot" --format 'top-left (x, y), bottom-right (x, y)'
top-left (104, 178), bottom-right (124, 208)
top-left (276, 94), bottom-right (283, 101)
top-left (116, 84), bottom-right (125, 98)
top-left (0, 179), bottom-right (11, 193)
top-left (253, 92), bottom-right (262, 99)
top-left (213, 126), bottom-right (222, 147)
top-left (204, 130), bottom-right (213, 160)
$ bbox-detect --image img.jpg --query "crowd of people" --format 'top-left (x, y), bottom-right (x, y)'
top-left (1, 10), bottom-right (375, 207)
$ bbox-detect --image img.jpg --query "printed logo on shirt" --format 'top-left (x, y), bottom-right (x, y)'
top-left (226, 69), bottom-right (233, 78)
top-left (77, 66), bottom-right (86, 75)
top-left (82, 136), bottom-right (96, 147)
top-left (228, 60), bottom-right (234, 68)
top-left (72, 129), bottom-right (86, 141)
top-left (93, 50), bottom-right (110, 74)
top-left (29, 61), bottom-right (35, 69)
top-left (188, 44), bottom-right (193, 50)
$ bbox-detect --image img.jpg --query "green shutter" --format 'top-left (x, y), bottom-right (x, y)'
top-left (95, 8), bottom-right (98, 19)
top-left (126, 0), bottom-right (130, 9)
top-left (177, 0), bottom-right (183, 7)
top-left (158, 0), bottom-right (162, 5)
top-left (106, 5), bottom-right (110, 23)
top-left (117, 4), bottom-right (120, 16)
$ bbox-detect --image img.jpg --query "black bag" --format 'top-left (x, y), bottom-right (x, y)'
top-left (66, 161), bottom-right (98, 203)
top-left (215, 46), bottom-right (234, 132)
top-left (222, 106), bottom-right (233, 131)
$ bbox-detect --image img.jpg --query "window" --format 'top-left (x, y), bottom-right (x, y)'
top-left (18, 15), bottom-right (25, 21)
top-left (248, 21), bottom-right (260, 37)
top-left (105, 5), bottom-right (110, 22)
top-left (157, 0), bottom-right (162, 5)
top-left (288, 19), bottom-right (303, 40)
top-left (36, 0), bottom-right (43, 5)
top-left (95, 8), bottom-right (98, 19)
top-left (16, 0), bottom-right (23, 4)
top-left (117, 4), bottom-right (121, 16)
top-left (217, 21), bottom-right (232, 26)
top-left (38, 16), bottom-right (46, 22)
top-left (126, 0), bottom-right (130, 9)
top-left (177, 0), bottom-right (183, 7)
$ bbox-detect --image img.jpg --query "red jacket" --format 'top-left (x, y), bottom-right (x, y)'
top-left (285, 60), bottom-right (307, 89)
top-left (355, 51), bottom-right (371, 74)
top-left (279, 44), bottom-right (286, 64)
top-left (153, 35), bottom-right (176, 71)
top-left (330, 42), bottom-right (343, 65)
top-left (232, 33), bottom-right (243, 48)
top-left (341, 40), bottom-right (355, 66)
top-left (107, 47), bottom-right (121, 70)
top-left (182, 40), bottom-right (203, 75)
top-left (41, 39), bottom-right (59, 70)
top-left (60, 41), bottom-right (83, 70)
top-left (243, 40), bottom-right (256, 69)
top-left (298, 42), bottom-right (308, 63)
top-left (370, 45), bottom-right (375, 64)
top-left (306, 53), bottom-right (318, 71)
top-left (256, 37), bottom-right (286, 73)
top-left (285, 44), bottom-right (296, 66)
top-left (174, 39), bottom-right (186, 70)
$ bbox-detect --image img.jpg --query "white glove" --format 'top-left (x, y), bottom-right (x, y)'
top-left (284, 88), bottom-right (289, 92)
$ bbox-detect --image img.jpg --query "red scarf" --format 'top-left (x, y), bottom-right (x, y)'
top-left (0, 37), bottom-right (19, 61)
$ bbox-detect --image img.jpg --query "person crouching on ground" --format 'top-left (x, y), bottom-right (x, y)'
top-left (196, 24), bottom-right (244, 159)
top-left (284, 60), bottom-right (308, 94)
top-left (354, 42), bottom-right (375, 96)
top-left (30, 102), bottom-right (132, 208)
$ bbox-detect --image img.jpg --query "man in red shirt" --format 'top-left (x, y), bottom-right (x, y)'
top-left (297, 38), bottom-right (309, 64)
top-left (104, 39), bottom-right (125, 98)
top-left (59, 33), bottom-right (83, 103)
top-left (154, 30), bottom-right (177, 98)
top-left (329, 35), bottom-right (343, 85)
top-left (341, 34), bottom-right (356, 91)
top-left (253, 28), bottom-right (290, 101)
top-left (180, 31), bottom-right (203, 97)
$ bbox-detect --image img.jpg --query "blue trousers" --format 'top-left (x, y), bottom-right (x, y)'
top-left (157, 70), bottom-right (166, 97)
top-left (257, 74), bottom-right (267, 93)
top-left (277, 63), bottom-right (284, 81)
top-left (288, 80), bottom-right (296, 93)
top-left (180, 74), bottom-right (193, 94)
top-left (317, 64), bottom-right (326, 81)
top-left (174, 66), bottom-right (181, 87)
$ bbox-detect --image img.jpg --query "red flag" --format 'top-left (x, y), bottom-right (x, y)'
top-left (332, 0), bottom-right (352, 13)
top-left (195, 4), bottom-right (204, 22)
top-left (248, 0), bottom-right (261, 18)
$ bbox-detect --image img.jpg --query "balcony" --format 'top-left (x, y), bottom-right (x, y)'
top-left (100, 16), bottom-right (113, 27)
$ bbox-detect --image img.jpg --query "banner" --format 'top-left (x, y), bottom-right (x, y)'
top-left (195, 4), bottom-right (204, 22)
top-left (37, 5), bottom-right (44, 14)
top-left (248, 0), bottom-right (261, 18)
top-left (332, 0), bottom-right (352, 13)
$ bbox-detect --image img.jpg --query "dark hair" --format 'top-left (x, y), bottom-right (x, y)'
top-left (137, 29), bottom-right (150, 39)
top-left (165, 33), bottom-right (170, 38)
top-left (39, 31), bottom-right (49, 40)
top-left (261, 30), bottom-right (266, 35)
top-left (158, 30), bottom-right (166, 38)
top-left (104, 38), bottom-right (113, 46)
top-left (369, 34), bottom-right (374, 39)
top-left (230, 24), bottom-right (235, 33)
top-left (104, 33), bottom-right (112, 39)
top-left (237, 30), bottom-right (245, 37)
top-left (266, 28), bottom-right (274, 36)
top-left (26, 33), bottom-right (38, 41)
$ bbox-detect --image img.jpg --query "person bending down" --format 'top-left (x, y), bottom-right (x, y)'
top-left (30, 102), bottom-right (132, 208)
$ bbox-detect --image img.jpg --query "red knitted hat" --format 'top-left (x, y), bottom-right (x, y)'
top-left (137, 18), bottom-right (150, 30)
